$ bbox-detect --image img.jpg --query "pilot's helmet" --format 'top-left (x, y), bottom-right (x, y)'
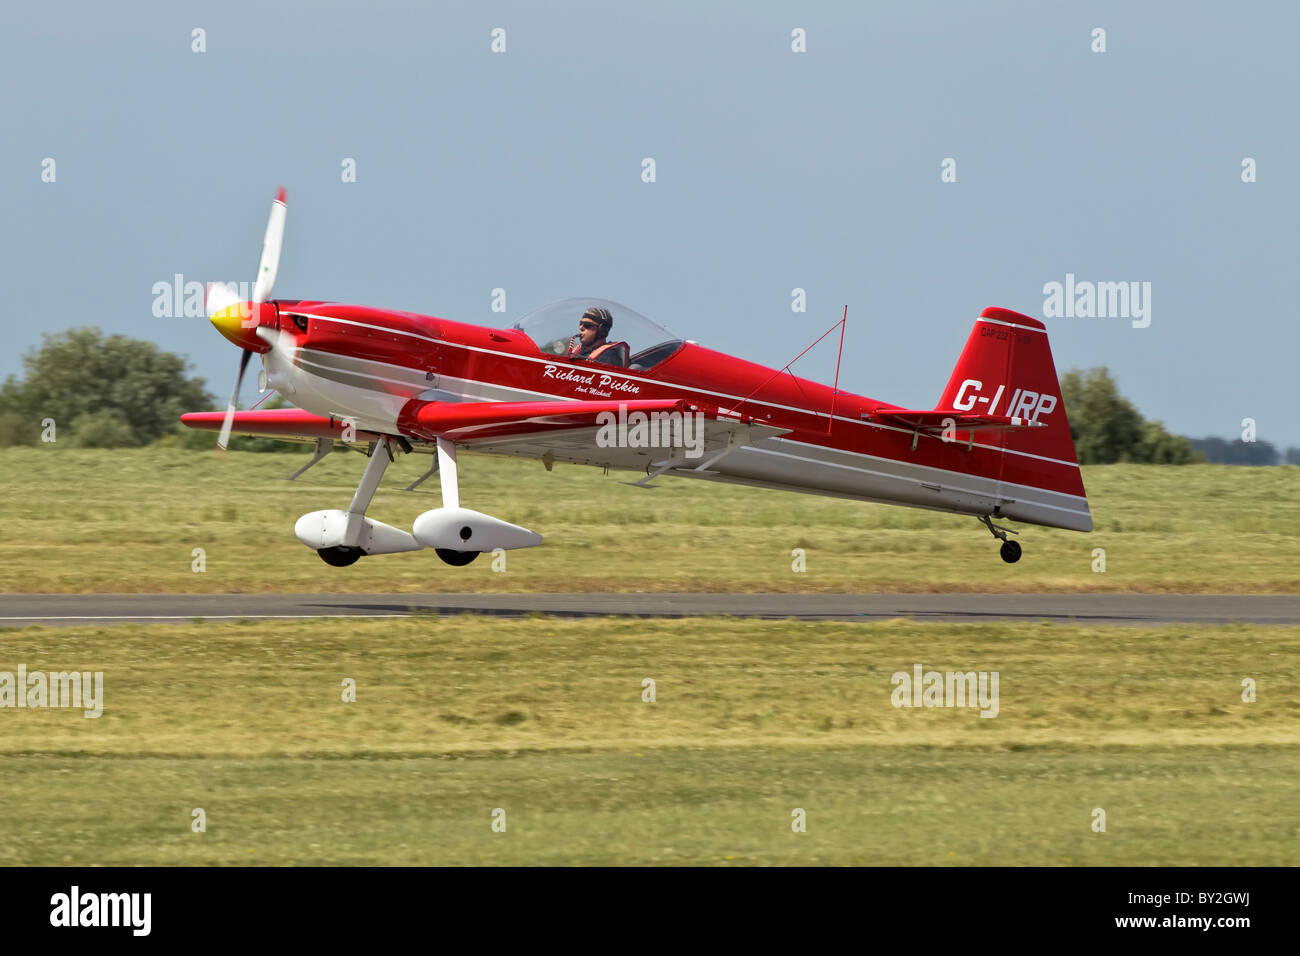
top-left (582, 306), bottom-right (613, 335)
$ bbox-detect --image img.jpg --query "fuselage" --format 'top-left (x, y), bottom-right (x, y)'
top-left (256, 300), bottom-right (1090, 532)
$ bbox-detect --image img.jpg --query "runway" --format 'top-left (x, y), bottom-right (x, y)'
top-left (0, 593), bottom-right (1297, 627)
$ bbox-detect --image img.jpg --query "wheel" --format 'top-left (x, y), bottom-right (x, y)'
top-left (318, 546), bottom-right (364, 567)
top-left (999, 540), bottom-right (1022, 564)
top-left (436, 548), bottom-right (480, 567)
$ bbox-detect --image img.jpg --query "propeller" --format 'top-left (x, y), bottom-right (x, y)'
top-left (210, 187), bottom-right (287, 451)
top-left (217, 349), bottom-right (253, 451)
top-left (252, 187), bottom-right (287, 306)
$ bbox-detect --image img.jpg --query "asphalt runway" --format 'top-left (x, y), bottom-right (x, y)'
top-left (0, 593), bottom-right (1297, 627)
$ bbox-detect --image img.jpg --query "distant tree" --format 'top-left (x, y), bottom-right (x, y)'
top-left (1256, 441), bottom-right (1280, 464)
top-left (1058, 368), bottom-right (1145, 464)
top-left (0, 328), bottom-right (213, 447)
top-left (1188, 437), bottom-right (1280, 465)
top-left (0, 411), bottom-right (31, 447)
top-left (1138, 419), bottom-right (1199, 464)
top-left (1059, 367), bottom-right (1284, 465)
top-left (67, 410), bottom-right (137, 448)
top-left (1189, 436), bottom-right (1229, 462)
top-left (1286, 447), bottom-right (1300, 466)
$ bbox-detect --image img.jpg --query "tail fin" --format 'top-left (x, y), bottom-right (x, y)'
top-left (936, 307), bottom-right (1090, 531)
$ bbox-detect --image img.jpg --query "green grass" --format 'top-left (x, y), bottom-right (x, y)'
top-left (0, 447), bottom-right (1297, 593)
top-left (0, 616), bottom-right (1296, 865)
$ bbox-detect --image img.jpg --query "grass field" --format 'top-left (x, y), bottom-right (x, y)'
top-left (1, 616), bottom-right (1296, 865)
top-left (0, 447), bottom-right (1297, 593)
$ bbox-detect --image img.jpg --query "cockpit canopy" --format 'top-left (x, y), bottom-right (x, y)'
top-left (508, 298), bottom-right (684, 371)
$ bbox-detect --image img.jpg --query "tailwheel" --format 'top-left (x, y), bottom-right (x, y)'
top-left (980, 515), bottom-right (1022, 564)
top-left (435, 548), bottom-right (479, 567)
top-left (318, 545), bottom-right (364, 567)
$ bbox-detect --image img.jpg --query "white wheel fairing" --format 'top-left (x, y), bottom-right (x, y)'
top-left (294, 510), bottom-right (422, 555)
top-left (412, 508), bottom-right (542, 552)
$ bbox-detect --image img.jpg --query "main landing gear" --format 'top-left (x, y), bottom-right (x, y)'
top-left (293, 434), bottom-right (543, 567)
top-left (980, 515), bottom-right (1022, 564)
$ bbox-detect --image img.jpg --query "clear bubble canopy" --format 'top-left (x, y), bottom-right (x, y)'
top-left (508, 297), bottom-right (684, 371)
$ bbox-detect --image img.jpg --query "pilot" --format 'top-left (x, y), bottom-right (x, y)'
top-left (564, 307), bottom-right (628, 366)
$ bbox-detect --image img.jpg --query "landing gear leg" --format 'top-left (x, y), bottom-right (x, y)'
top-left (980, 515), bottom-right (1022, 564)
top-left (429, 438), bottom-right (479, 566)
top-left (311, 440), bottom-right (395, 566)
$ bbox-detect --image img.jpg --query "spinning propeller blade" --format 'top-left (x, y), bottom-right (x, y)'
top-left (252, 186), bottom-right (287, 305)
top-left (217, 349), bottom-right (253, 452)
top-left (214, 187), bottom-right (287, 452)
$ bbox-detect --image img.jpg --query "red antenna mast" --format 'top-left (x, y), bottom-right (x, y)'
top-left (730, 306), bottom-right (849, 436)
top-left (827, 305), bottom-right (847, 434)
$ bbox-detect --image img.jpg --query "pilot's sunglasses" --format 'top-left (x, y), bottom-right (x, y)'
top-left (579, 320), bottom-right (598, 330)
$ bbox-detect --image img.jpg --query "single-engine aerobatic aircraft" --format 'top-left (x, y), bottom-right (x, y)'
top-left (183, 189), bottom-right (1091, 567)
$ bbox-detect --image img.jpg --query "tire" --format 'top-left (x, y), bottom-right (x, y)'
top-left (318, 546), bottom-right (364, 567)
top-left (999, 540), bottom-right (1022, 564)
top-left (435, 548), bottom-right (479, 567)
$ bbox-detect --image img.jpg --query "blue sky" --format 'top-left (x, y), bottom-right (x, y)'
top-left (3, 1), bottom-right (1297, 446)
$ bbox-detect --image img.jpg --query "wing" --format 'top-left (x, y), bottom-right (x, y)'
top-left (183, 399), bottom-right (790, 480)
top-left (180, 408), bottom-right (385, 443)
top-left (399, 398), bottom-right (690, 442)
top-left (400, 398), bottom-right (790, 478)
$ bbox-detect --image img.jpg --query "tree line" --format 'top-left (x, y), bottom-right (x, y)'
top-left (0, 328), bottom-right (289, 451)
top-left (1060, 367), bottom-right (1299, 465)
top-left (0, 328), bottom-right (1295, 463)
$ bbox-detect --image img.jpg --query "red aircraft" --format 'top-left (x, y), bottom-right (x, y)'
top-left (184, 190), bottom-right (1091, 567)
